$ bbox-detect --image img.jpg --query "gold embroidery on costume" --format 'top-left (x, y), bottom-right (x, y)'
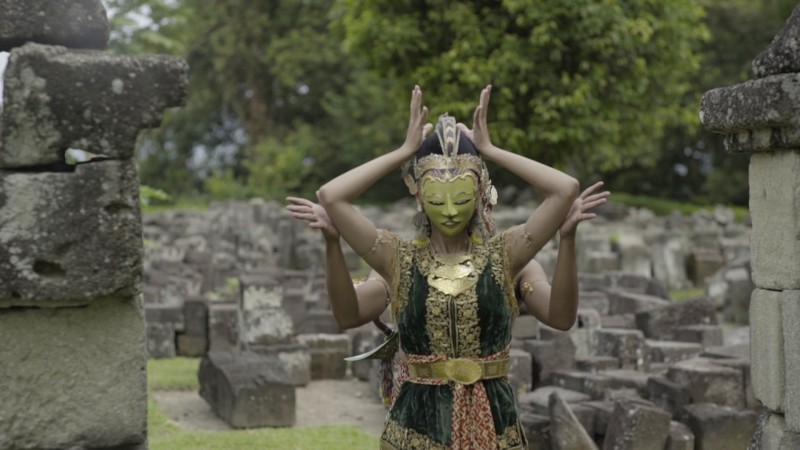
top-left (487, 231), bottom-right (519, 319)
top-left (381, 418), bottom-right (526, 450)
top-left (388, 231), bottom-right (411, 320)
top-left (382, 418), bottom-right (448, 450)
top-left (417, 243), bottom-right (487, 357)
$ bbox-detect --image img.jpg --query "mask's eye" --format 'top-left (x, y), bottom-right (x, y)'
top-left (428, 201), bottom-right (444, 206)
top-left (455, 199), bottom-right (471, 205)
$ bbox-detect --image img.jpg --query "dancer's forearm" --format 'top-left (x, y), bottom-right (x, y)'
top-left (482, 145), bottom-right (579, 202)
top-left (324, 238), bottom-right (362, 329)
top-left (547, 235), bottom-right (578, 331)
top-left (318, 146), bottom-right (414, 205)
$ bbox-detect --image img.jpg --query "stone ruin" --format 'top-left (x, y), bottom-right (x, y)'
top-left (0, 1), bottom-right (188, 449)
top-left (701, 5), bottom-right (800, 448)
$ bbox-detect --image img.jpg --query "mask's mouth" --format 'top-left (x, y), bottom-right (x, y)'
top-left (442, 220), bottom-right (461, 227)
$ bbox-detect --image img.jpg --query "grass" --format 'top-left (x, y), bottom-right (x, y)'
top-left (148, 357), bottom-right (201, 391)
top-left (669, 288), bottom-right (706, 303)
top-left (147, 357), bottom-right (380, 450)
top-left (611, 192), bottom-right (749, 222)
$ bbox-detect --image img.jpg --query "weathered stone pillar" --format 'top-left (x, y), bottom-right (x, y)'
top-left (0, 1), bottom-right (187, 449)
top-left (700, 5), bottom-right (800, 448)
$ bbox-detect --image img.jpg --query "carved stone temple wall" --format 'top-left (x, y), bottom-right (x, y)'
top-left (701, 5), bottom-right (800, 448)
top-left (0, 1), bottom-right (187, 449)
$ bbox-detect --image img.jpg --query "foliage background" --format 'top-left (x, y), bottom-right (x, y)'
top-left (103, 0), bottom-right (798, 207)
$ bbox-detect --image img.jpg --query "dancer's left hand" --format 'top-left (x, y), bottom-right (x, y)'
top-left (457, 85), bottom-right (494, 156)
top-left (559, 181), bottom-right (610, 238)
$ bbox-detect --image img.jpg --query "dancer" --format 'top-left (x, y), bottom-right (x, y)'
top-left (312, 85), bottom-right (586, 449)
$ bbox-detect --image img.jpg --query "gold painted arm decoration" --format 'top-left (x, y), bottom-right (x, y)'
top-left (521, 279), bottom-right (548, 297)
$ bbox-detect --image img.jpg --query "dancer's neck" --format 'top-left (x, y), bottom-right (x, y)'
top-left (429, 229), bottom-right (470, 256)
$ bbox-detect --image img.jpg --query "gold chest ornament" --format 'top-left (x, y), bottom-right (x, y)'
top-left (427, 252), bottom-right (478, 296)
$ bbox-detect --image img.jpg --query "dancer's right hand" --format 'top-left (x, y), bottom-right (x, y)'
top-left (401, 85), bottom-right (433, 155)
top-left (286, 195), bottom-right (340, 242)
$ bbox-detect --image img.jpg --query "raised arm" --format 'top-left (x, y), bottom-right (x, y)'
top-left (515, 182), bottom-right (610, 330)
top-left (317, 86), bottom-right (432, 281)
top-left (286, 196), bottom-right (391, 329)
top-left (458, 85), bottom-right (579, 276)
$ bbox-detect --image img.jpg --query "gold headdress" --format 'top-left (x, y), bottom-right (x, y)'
top-left (402, 115), bottom-right (498, 241)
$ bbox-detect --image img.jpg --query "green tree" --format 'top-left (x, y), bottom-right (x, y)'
top-left (337, 0), bottom-right (709, 177)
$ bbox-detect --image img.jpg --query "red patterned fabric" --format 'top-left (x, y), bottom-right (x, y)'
top-left (406, 347), bottom-right (510, 449)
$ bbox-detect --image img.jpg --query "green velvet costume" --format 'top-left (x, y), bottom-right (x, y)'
top-left (379, 228), bottom-right (527, 450)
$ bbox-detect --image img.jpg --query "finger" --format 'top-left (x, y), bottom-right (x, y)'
top-left (582, 198), bottom-right (607, 210)
top-left (473, 105), bottom-right (482, 130)
top-left (579, 181), bottom-right (605, 199)
top-left (419, 106), bottom-right (429, 126)
top-left (481, 85), bottom-right (492, 124)
top-left (579, 213), bottom-right (598, 221)
top-left (456, 123), bottom-right (473, 139)
top-left (423, 122), bottom-right (434, 137)
top-left (293, 212), bottom-right (318, 221)
top-left (286, 205), bottom-right (311, 213)
top-left (584, 192), bottom-right (611, 203)
top-left (309, 222), bottom-right (325, 229)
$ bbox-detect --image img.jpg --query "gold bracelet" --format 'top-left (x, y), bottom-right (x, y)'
top-left (359, 230), bottom-right (385, 258)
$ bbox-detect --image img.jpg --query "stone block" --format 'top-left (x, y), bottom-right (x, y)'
top-left (238, 276), bottom-right (293, 348)
top-left (250, 343), bottom-right (311, 387)
top-left (0, 0), bottom-right (109, 51)
top-left (602, 271), bottom-right (650, 294)
top-left (782, 290), bottom-right (800, 431)
top-left (579, 273), bottom-right (610, 291)
top-left (551, 370), bottom-right (621, 400)
top-left (593, 329), bottom-right (649, 370)
top-left (182, 297), bottom-right (209, 338)
top-left (520, 412), bottom-right (551, 450)
top-left (297, 308), bottom-right (342, 335)
top-left (602, 400), bottom-right (671, 450)
top-left (681, 403), bottom-right (757, 450)
top-left (208, 303), bottom-right (238, 352)
top-left (710, 357), bottom-right (757, 410)
top-left (579, 291), bottom-right (610, 315)
top-left (585, 251), bottom-right (620, 274)
top-left (752, 410), bottom-right (800, 450)
top-left (635, 298), bottom-right (718, 341)
top-left (519, 386), bottom-right (591, 412)
top-left (1, 43), bottom-right (188, 168)
top-left (666, 358), bottom-right (745, 408)
top-left (752, 5), bottom-right (800, 78)
top-left (751, 289), bottom-right (785, 412)
top-left (673, 325), bottom-right (724, 347)
top-left (686, 249), bottom-right (725, 286)
top-left (749, 151), bottom-right (800, 289)
top-left (648, 234), bottom-right (691, 291)
top-left (198, 351), bottom-right (295, 428)
top-left (512, 314), bottom-right (539, 339)
top-left (616, 234), bottom-right (652, 278)
top-left (647, 375), bottom-right (692, 419)
top-left (576, 356), bottom-right (619, 373)
top-left (0, 160), bottom-right (142, 302)
top-left (346, 324), bottom-right (385, 381)
top-left (549, 392), bottom-right (599, 450)
top-left (598, 370), bottom-right (653, 398)
top-left (508, 348), bottom-right (533, 395)
top-left (296, 333), bottom-right (350, 380)
top-left (176, 334), bottom-right (207, 357)
top-left (147, 322), bottom-right (176, 359)
top-left (667, 420), bottom-right (694, 450)
top-left (522, 333), bottom-right (576, 386)
top-left (607, 290), bottom-right (668, 315)
top-left (647, 340), bottom-right (703, 364)
top-left (584, 400), bottom-right (614, 437)
top-left (599, 314), bottom-right (636, 329)
top-left (701, 74), bottom-right (800, 152)
top-left (0, 298), bottom-right (147, 450)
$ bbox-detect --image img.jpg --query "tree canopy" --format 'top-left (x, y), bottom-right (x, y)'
top-left (103, 0), bottom-right (798, 205)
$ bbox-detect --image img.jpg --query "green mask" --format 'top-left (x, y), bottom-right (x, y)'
top-left (421, 174), bottom-right (477, 237)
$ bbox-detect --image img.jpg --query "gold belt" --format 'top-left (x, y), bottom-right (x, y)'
top-left (408, 358), bottom-right (510, 385)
